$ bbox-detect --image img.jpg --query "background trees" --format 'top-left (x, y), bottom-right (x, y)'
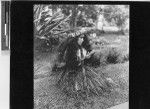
top-left (34, 5), bottom-right (129, 51)
top-left (34, 5), bottom-right (129, 36)
top-left (103, 5), bottom-right (129, 34)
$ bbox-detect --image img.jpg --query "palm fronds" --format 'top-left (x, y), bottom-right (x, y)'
top-left (34, 5), bottom-right (71, 39)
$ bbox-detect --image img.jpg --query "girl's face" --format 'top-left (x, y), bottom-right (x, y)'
top-left (77, 35), bottom-right (84, 45)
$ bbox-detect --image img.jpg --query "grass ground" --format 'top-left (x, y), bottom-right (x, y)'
top-left (34, 33), bottom-right (129, 109)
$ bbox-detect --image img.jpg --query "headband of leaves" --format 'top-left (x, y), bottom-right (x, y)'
top-left (68, 28), bottom-right (87, 37)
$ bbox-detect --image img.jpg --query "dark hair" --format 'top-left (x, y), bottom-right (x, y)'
top-left (57, 36), bottom-right (74, 62)
top-left (57, 33), bottom-right (92, 64)
top-left (69, 33), bottom-right (92, 52)
top-left (81, 33), bottom-right (92, 52)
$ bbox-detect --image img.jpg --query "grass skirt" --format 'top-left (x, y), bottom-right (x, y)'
top-left (51, 64), bottom-right (114, 99)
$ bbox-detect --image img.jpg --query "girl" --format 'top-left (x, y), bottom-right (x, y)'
top-left (51, 30), bottom-right (115, 99)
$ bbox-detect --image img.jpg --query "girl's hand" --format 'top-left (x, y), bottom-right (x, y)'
top-left (85, 54), bottom-right (91, 59)
top-left (85, 50), bottom-right (95, 58)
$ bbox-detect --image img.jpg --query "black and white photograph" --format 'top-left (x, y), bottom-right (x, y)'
top-left (34, 4), bottom-right (129, 109)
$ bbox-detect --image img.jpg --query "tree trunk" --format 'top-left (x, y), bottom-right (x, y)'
top-left (95, 15), bottom-right (99, 29)
top-left (70, 5), bottom-right (78, 29)
top-left (97, 14), bottom-right (104, 30)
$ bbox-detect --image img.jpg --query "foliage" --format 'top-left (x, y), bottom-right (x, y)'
top-left (103, 5), bottom-right (129, 33)
top-left (34, 5), bottom-right (71, 37)
top-left (34, 5), bottom-right (129, 53)
top-left (34, 5), bottom-right (129, 37)
top-left (106, 47), bottom-right (121, 64)
top-left (87, 45), bottom-right (129, 67)
top-left (117, 52), bottom-right (129, 63)
top-left (34, 5), bottom-right (104, 37)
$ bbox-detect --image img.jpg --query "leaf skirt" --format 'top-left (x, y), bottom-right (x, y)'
top-left (51, 65), bottom-right (114, 99)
